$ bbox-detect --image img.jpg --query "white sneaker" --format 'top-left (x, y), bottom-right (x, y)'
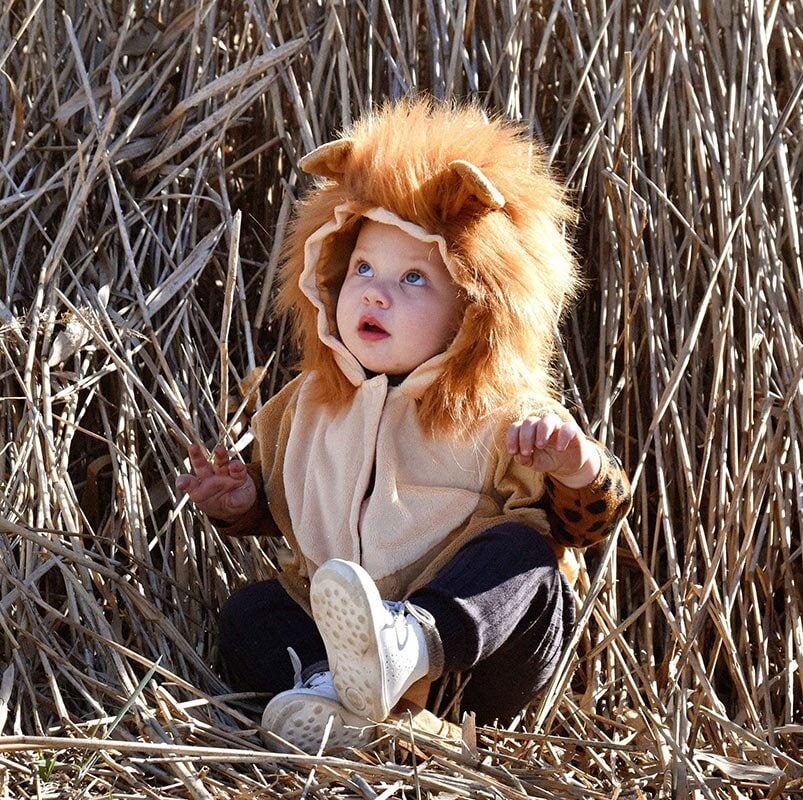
top-left (310, 559), bottom-right (435, 722)
top-left (261, 663), bottom-right (375, 754)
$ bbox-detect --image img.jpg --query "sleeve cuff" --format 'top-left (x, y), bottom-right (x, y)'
top-left (544, 444), bottom-right (632, 548)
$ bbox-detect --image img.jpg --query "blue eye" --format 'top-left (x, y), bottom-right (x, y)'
top-left (403, 271), bottom-right (425, 286)
top-left (356, 262), bottom-right (373, 276)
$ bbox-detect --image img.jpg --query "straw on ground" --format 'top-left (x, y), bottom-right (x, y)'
top-left (0, 1), bottom-right (800, 797)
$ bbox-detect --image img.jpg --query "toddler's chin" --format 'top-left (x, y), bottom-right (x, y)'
top-left (340, 342), bottom-right (414, 377)
top-left (361, 360), bottom-right (406, 377)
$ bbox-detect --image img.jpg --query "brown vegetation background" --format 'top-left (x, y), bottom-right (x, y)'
top-left (0, 1), bottom-right (801, 797)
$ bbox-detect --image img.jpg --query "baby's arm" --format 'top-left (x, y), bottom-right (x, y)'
top-left (176, 443), bottom-right (258, 523)
top-left (506, 413), bottom-right (631, 547)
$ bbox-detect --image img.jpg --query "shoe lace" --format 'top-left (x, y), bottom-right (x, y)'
top-left (384, 600), bottom-right (435, 647)
top-left (286, 647), bottom-right (330, 690)
top-left (287, 647), bottom-right (304, 685)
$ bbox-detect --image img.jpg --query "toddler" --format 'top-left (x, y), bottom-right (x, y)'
top-left (177, 100), bottom-right (631, 752)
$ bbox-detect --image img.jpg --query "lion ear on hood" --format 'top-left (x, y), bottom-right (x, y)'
top-left (448, 160), bottom-right (506, 210)
top-left (299, 139), bottom-right (354, 180)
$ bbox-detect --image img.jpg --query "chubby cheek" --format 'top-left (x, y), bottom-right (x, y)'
top-left (430, 322), bottom-right (458, 355)
top-left (406, 309), bottom-right (453, 357)
top-left (428, 298), bottom-right (462, 348)
top-left (334, 289), bottom-right (353, 336)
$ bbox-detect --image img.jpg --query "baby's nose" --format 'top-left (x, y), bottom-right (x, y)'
top-left (362, 283), bottom-right (391, 306)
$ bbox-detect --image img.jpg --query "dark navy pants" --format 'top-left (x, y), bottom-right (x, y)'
top-left (218, 522), bottom-right (575, 724)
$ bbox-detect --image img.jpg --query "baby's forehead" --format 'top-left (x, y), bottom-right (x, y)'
top-left (354, 218), bottom-right (413, 245)
top-left (353, 219), bottom-right (446, 266)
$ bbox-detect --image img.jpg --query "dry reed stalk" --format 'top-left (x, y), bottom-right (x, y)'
top-left (0, 0), bottom-right (801, 797)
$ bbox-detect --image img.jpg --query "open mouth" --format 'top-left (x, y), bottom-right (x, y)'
top-left (358, 317), bottom-right (389, 339)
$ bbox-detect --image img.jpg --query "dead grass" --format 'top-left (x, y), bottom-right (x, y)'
top-left (0, 1), bottom-right (801, 797)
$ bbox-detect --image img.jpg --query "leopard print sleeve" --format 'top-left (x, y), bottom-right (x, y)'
top-left (543, 444), bottom-right (632, 548)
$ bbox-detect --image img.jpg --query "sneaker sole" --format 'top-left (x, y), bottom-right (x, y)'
top-left (310, 560), bottom-right (390, 720)
top-left (261, 692), bottom-right (373, 754)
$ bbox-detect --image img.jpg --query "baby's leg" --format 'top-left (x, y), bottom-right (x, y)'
top-left (410, 521), bottom-right (574, 724)
top-left (218, 579), bottom-right (326, 695)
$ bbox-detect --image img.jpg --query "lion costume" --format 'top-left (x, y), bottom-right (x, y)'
top-left (220, 100), bottom-right (631, 613)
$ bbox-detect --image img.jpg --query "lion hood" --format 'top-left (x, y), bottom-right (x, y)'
top-left (276, 99), bottom-right (580, 435)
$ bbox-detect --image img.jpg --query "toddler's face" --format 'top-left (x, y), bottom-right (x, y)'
top-left (335, 221), bottom-right (462, 376)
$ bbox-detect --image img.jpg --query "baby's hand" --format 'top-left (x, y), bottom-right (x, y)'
top-left (506, 413), bottom-right (601, 488)
top-left (175, 444), bottom-right (257, 522)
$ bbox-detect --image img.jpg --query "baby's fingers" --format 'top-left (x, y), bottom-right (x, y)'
top-left (212, 445), bottom-right (231, 469)
top-left (533, 413), bottom-right (560, 449)
top-left (553, 420), bottom-right (583, 452)
top-left (518, 417), bottom-right (538, 456)
top-left (176, 473), bottom-right (218, 502)
top-left (213, 445), bottom-right (249, 474)
top-left (506, 422), bottom-right (523, 454)
top-left (187, 443), bottom-right (215, 479)
top-left (178, 474), bottom-right (240, 504)
top-left (507, 417), bottom-right (539, 457)
top-left (175, 473), bottom-right (196, 494)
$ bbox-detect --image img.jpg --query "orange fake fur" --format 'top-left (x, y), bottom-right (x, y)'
top-left (276, 99), bottom-right (580, 436)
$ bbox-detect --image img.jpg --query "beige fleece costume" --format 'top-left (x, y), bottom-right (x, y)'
top-left (222, 202), bottom-right (630, 613)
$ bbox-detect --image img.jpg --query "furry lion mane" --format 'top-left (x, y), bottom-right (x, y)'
top-left (276, 98), bottom-right (581, 438)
